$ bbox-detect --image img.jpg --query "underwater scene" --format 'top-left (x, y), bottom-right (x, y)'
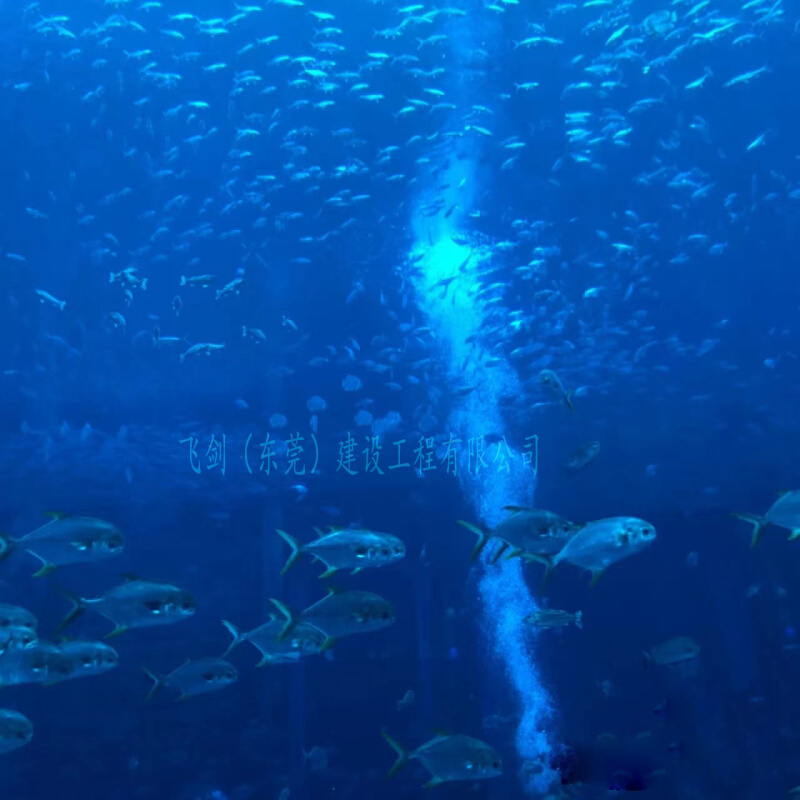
top-left (0, 0), bottom-right (799, 797)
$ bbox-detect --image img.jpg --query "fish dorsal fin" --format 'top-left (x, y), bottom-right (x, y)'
top-left (432, 727), bottom-right (450, 737)
top-left (43, 511), bottom-right (66, 520)
top-left (313, 527), bottom-right (326, 538)
top-left (502, 505), bottom-right (531, 514)
top-left (325, 586), bottom-right (341, 595)
top-left (121, 573), bottom-right (140, 583)
top-left (327, 525), bottom-right (344, 532)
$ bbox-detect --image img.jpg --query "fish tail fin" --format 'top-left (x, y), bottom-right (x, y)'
top-left (55, 587), bottom-right (86, 632)
top-left (0, 534), bottom-right (15, 562)
top-left (109, 272), bottom-right (114, 284)
top-left (32, 561), bottom-right (57, 578)
top-left (180, 276), bottom-right (187, 286)
top-left (642, 651), bottom-right (652, 670)
top-left (381, 731), bottom-right (410, 778)
top-left (276, 529), bottom-right (304, 575)
top-left (574, 611), bottom-right (583, 629)
top-left (270, 598), bottom-right (299, 641)
top-left (564, 390), bottom-right (575, 413)
top-left (731, 512), bottom-right (767, 548)
top-left (221, 620), bottom-right (244, 656)
top-left (457, 520), bottom-right (490, 561)
top-left (590, 569), bottom-right (603, 588)
top-left (490, 542), bottom-right (509, 564)
top-left (142, 667), bottom-right (163, 702)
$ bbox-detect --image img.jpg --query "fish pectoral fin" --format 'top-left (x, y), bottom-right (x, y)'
top-left (490, 542), bottom-right (509, 564)
top-left (457, 520), bottom-right (490, 561)
top-left (789, 529), bottom-right (800, 542)
top-left (43, 511), bottom-right (67, 520)
top-left (319, 566), bottom-right (338, 580)
top-left (105, 624), bottom-right (128, 639)
top-left (502, 505), bottom-right (530, 514)
top-left (504, 548), bottom-right (524, 560)
top-left (31, 561), bottom-right (57, 578)
top-left (350, 568), bottom-right (362, 575)
top-left (731, 512), bottom-right (767, 548)
top-left (589, 569), bottom-right (604, 588)
top-left (320, 636), bottom-right (336, 652)
top-left (422, 777), bottom-right (445, 789)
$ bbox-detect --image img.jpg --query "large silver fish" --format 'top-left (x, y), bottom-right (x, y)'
top-left (552, 516), bottom-right (656, 586)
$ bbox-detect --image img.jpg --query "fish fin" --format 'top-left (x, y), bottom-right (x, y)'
top-left (55, 587), bottom-right (87, 632)
top-left (589, 569), bottom-right (603, 588)
top-left (270, 598), bottom-right (298, 641)
top-left (731, 512), bottom-right (767, 548)
top-left (105, 624), bottom-right (128, 639)
top-left (538, 556), bottom-right (556, 594)
top-left (642, 651), bottom-right (652, 669)
top-left (423, 777), bottom-right (445, 789)
top-left (381, 731), bottom-right (410, 778)
top-left (142, 667), bottom-right (163, 702)
top-left (276, 529), bottom-right (304, 575)
top-left (574, 611), bottom-right (583, 629)
top-left (43, 511), bottom-right (66, 520)
top-left (502, 505), bottom-right (530, 514)
top-left (221, 620), bottom-right (244, 656)
top-left (490, 542), bottom-right (509, 564)
top-left (0, 534), bottom-right (16, 561)
top-left (325, 585), bottom-right (341, 595)
top-left (320, 636), bottom-right (336, 653)
top-left (313, 526), bottom-right (326, 538)
top-left (457, 520), bottom-right (490, 561)
top-left (32, 561), bottom-right (57, 578)
top-left (350, 568), bottom-right (362, 575)
top-left (789, 529), bottom-right (800, 542)
top-left (319, 567), bottom-right (338, 580)
top-left (121, 573), bottom-right (140, 582)
top-left (564, 390), bottom-right (575, 413)
top-left (255, 656), bottom-right (272, 668)
top-left (503, 548), bottom-right (524, 561)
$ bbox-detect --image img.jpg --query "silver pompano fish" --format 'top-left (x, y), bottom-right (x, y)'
top-left (143, 657), bottom-right (238, 701)
top-left (55, 641), bottom-right (119, 682)
top-left (382, 732), bottom-right (502, 788)
top-left (276, 527), bottom-right (406, 578)
top-left (459, 507), bottom-right (578, 563)
top-left (538, 369), bottom-right (575, 413)
top-left (0, 514), bottom-right (124, 577)
top-left (271, 588), bottom-right (395, 641)
top-left (566, 441), bottom-right (600, 471)
top-left (0, 641), bottom-right (73, 687)
top-left (221, 616), bottom-right (328, 665)
top-left (733, 490), bottom-right (800, 547)
top-left (58, 578), bottom-right (196, 637)
top-left (525, 609), bottom-right (583, 630)
top-left (552, 517), bottom-right (656, 585)
top-left (643, 636), bottom-right (700, 667)
top-left (0, 604), bottom-right (37, 632)
top-left (0, 626), bottom-right (38, 654)
top-left (0, 710), bottom-right (33, 753)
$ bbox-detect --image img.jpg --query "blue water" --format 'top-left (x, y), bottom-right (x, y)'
top-left (0, 0), bottom-right (799, 797)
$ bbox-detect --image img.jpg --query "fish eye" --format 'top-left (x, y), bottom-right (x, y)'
top-left (642, 527), bottom-right (654, 537)
top-left (380, 548), bottom-right (390, 557)
top-left (492, 761), bottom-right (500, 768)
top-left (381, 611), bottom-right (390, 620)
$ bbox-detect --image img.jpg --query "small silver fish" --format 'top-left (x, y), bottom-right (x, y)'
top-left (0, 514), bottom-right (124, 577)
top-left (382, 731), bottom-right (502, 788)
top-left (57, 577), bottom-right (196, 637)
top-left (221, 616), bottom-right (328, 665)
top-left (271, 588), bottom-right (395, 642)
top-left (276, 527), bottom-right (406, 578)
top-left (0, 709), bottom-right (33, 753)
top-left (525, 608), bottom-right (583, 630)
top-left (143, 657), bottom-right (238, 701)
